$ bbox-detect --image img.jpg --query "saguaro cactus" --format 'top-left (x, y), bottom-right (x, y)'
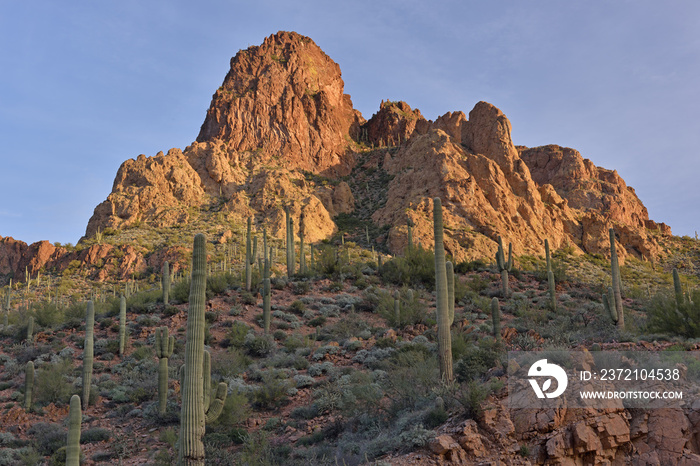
top-left (162, 261), bottom-right (171, 304)
top-left (262, 239), bottom-right (271, 334)
top-left (673, 268), bottom-right (684, 308)
top-left (603, 286), bottom-right (618, 323)
top-left (245, 218), bottom-right (257, 292)
top-left (496, 236), bottom-right (513, 297)
top-left (178, 234), bottom-right (227, 466)
top-left (66, 394), bottom-right (82, 466)
top-left (433, 198), bottom-right (453, 383)
top-left (119, 294), bottom-right (127, 357)
top-left (202, 350), bottom-right (227, 423)
top-left (407, 218), bottom-right (413, 253)
top-left (394, 290), bottom-right (401, 327)
top-left (179, 234), bottom-right (208, 465)
top-left (544, 238), bottom-right (552, 273)
top-left (609, 228), bottom-right (624, 329)
top-left (548, 271), bottom-right (557, 312)
top-left (285, 206), bottom-right (295, 277)
top-left (26, 316), bottom-right (34, 342)
top-left (24, 361), bottom-right (34, 410)
top-left (156, 327), bottom-right (175, 414)
top-left (299, 211), bottom-right (306, 275)
top-left (82, 300), bottom-right (95, 407)
top-left (491, 297), bottom-right (501, 341)
top-left (446, 261), bottom-right (455, 326)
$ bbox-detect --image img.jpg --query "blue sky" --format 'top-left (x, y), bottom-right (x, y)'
top-left (2, 1), bottom-right (699, 245)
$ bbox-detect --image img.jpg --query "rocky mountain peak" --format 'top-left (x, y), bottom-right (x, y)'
top-left (197, 31), bottom-right (362, 176)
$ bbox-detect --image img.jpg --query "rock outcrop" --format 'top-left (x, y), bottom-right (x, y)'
top-left (197, 31), bottom-right (363, 176)
top-left (2, 31), bottom-right (671, 281)
top-left (370, 100), bottom-right (668, 262)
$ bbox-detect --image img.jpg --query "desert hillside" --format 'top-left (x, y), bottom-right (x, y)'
top-left (1, 31), bottom-right (700, 466)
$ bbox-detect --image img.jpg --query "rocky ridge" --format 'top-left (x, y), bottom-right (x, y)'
top-left (0, 30), bottom-right (670, 280)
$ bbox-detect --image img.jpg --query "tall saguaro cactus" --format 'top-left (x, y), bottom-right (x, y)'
top-left (491, 297), bottom-right (501, 341)
top-left (179, 234), bottom-right (208, 465)
top-left (245, 218), bottom-right (257, 292)
top-left (609, 228), bottom-right (624, 329)
top-left (24, 361), bottom-right (34, 410)
top-left (162, 261), bottom-right (171, 304)
top-left (433, 198), bottom-right (453, 383)
top-left (82, 300), bottom-right (95, 407)
top-left (496, 236), bottom-right (513, 297)
top-left (66, 394), bottom-right (82, 466)
top-left (178, 234), bottom-right (227, 465)
top-left (119, 294), bottom-right (127, 357)
top-left (394, 290), bottom-right (401, 327)
top-left (446, 261), bottom-right (455, 326)
top-left (285, 205), bottom-right (295, 278)
top-left (299, 211), bottom-right (306, 275)
top-left (673, 268), bottom-right (684, 308)
top-left (262, 237), bottom-right (271, 335)
top-left (156, 327), bottom-right (175, 414)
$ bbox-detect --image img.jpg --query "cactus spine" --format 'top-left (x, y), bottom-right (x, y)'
top-left (609, 228), bottom-right (624, 329)
top-left (162, 261), bottom-right (171, 304)
top-left (245, 218), bottom-right (257, 292)
top-left (156, 327), bottom-right (175, 414)
top-left (446, 261), bottom-right (455, 326)
top-left (24, 361), bottom-right (34, 410)
top-left (433, 198), bottom-right (453, 383)
top-left (495, 236), bottom-right (513, 297)
top-left (491, 297), bottom-right (501, 341)
top-left (82, 300), bottom-right (95, 407)
top-left (66, 394), bottom-right (82, 466)
top-left (119, 294), bottom-right (127, 357)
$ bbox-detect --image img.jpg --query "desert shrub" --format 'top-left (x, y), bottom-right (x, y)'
top-left (81, 427), bottom-right (110, 444)
top-left (379, 245), bottom-right (435, 289)
top-left (207, 272), bottom-right (236, 295)
top-left (28, 423), bottom-right (65, 456)
top-left (171, 278), bottom-right (191, 303)
top-left (124, 288), bottom-right (163, 314)
top-left (34, 359), bottom-right (73, 406)
top-left (454, 338), bottom-right (504, 383)
top-left (288, 300), bottom-right (307, 315)
top-left (646, 290), bottom-right (700, 338)
top-left (251, 372), bottom-right (291, 410)
top-left (220, 321), bottom-right (249, 349)
top-left (244, 333), bottom-right (275, 358)
top-left (377, 287), bottom-right (427, 327)
top-left (31, 302), bottom-right (64, 328)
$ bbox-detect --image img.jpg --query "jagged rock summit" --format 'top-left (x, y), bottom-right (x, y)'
top-left (0, 31), bottom-right (671, 280)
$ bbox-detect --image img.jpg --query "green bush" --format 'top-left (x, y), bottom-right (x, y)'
top-left (34, 359), bottom-right (72, 406)
top-left (646, 290), bottom-right (700, 338)
top-left (379, 245), bottom-right (435, 289)
top-left (376, 287), bottom-right (427, 327)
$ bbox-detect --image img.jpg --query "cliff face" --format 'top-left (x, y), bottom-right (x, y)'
top-left (0, 31), bottom-right (670, 280)
top-left (197, 31), bottom-right (363, 176)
